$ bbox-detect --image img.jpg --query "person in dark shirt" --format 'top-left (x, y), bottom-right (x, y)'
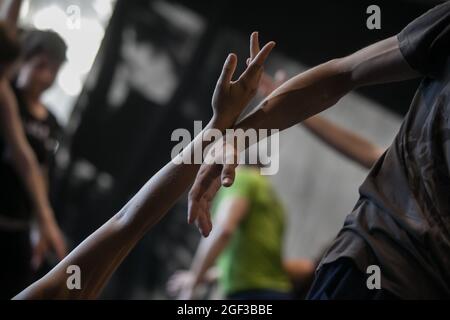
top-left (189, 2), bottom-right (450, 299)
top-left (0, 0), bottom-right (67, 299)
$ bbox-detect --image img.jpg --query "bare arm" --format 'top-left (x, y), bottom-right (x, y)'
top-left (283, 259), bottom-right (315, 284)
top-left (0, 0), bottom-right (22, 34)
top-left (180, 196), bottom-right (249, 299)
top-left (189, 36), bottom-right (421, 236)
top-left (239, 37), bottom-right (418, 132)
top-left (0, 79), bottom-right (66, 259)
top-left (14, 33), bottom-right (275, 300)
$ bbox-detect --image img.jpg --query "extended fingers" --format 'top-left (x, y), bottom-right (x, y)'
top-left (250, 31), bottom-right (260, 61)
top-left (215, 53), bottom-right (237, 91)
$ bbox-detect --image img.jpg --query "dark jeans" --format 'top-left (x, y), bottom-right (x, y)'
top-left (0, 228), bottom-right (32, 299)
top-left (306, 257), bottom-right (399, 300)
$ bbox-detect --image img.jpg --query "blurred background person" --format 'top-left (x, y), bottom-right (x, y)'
top-left (0, 0), bottom-right (66, 299)
top-left (169, 152), bottom-right (297, 300)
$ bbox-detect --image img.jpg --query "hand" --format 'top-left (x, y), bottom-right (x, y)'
top-left (211, 32), bottom-right (275, 129)
top-left (32, 217), bottom-right (67, 269)
top-left (167, 270), bottom-right (195, 300)
top-left (188, 138), bottom-right (239, 237)
top-left (258, 70), bottom-right (288, 97)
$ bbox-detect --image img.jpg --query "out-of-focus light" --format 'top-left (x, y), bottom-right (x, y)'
top-left (23, 2), bottom-right (113, 125)
top-left (66, 18), bottom-right (105, 74)
top-left (58, 64), bottom-right (82, 96)
top-left (19, 0), bottom-right (30, 21)
top-left (32, 5), bottom-right (66, 31)
top-left (93, 0), bottom-right (114, 21)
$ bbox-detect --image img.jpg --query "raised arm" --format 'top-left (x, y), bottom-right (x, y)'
top-left (0, 78), bottom-right (67, 263)
top-left (14, 33), bottom-right (275, 299)
top-left (0, 0), bottom-right (22, 34)
top-left (239, 36), bottom-right (418, 132)
top-left (188, 35), bottom-right (421, 236)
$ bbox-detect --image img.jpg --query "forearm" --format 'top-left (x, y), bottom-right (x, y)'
top-left (14, 149), bottom-right (55, 224)
top-left (14, 119), bottom-right (228, 299)
top-left (0, 0), bottom-right (22, 30)
top-left (283, 259), bottom-right (315, 283)
top-left (190, 230), bottom-right (231, 289)
top-left (237, 59), bottom-right (353, 133)
top-left (302, 115), bottom-right (384, 169)
top-left (0, 80), bottom-right (55, 225)
top-left (237, 36), bottom-right (417, 134)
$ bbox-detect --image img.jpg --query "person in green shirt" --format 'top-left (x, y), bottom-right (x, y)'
top-left (169, 162), bottom-right (296, 300)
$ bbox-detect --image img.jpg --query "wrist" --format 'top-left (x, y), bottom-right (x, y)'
top-left (208, 115), bottom-right (234, 133)
top-left (36, 207), bottom-right (56, 226)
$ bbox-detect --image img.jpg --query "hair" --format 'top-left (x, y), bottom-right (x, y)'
top-left (0, 22), bottom-right (21, 65)
top-left (21, 29), bottom-right (67, 65)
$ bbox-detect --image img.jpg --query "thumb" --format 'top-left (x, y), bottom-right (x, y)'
top-left (221, 162), bottom-right (238, 187)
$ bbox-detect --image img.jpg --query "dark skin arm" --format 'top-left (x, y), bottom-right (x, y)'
top-left (188, 36), bottom-right (421, 236)
top-left (0, 0), bottom-right (21, 35)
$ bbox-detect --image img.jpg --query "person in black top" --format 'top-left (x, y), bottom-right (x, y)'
top-left (0, 0), bottom-right (66, 299)
top-left (188, 2), bottom-right (450, 299)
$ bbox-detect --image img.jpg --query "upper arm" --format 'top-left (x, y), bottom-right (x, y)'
top-left (0, 0), bottom-right (21, 29)
top-left (338, 36), bottom-right (420, 89)
top-left (0, 82), bottom-right (32, 159)
top-left (342, 2), bottom-right (450, 88)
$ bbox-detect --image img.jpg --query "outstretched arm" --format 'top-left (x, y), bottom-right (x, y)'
top-left (0, 78), bottom-right (67, 264)
top-left (189, 35), bottom-right (421, 236)
top-left (14, 33), bottom-right (275, 300)
top-left (0, 0), bottom-right (22, 34)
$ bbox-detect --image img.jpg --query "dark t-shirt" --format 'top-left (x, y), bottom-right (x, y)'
top-left (320, 2), bottom-right (450, 299)
top-left (0, 84), bottom-right (61, 221)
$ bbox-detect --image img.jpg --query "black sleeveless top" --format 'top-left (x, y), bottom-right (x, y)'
top-left (0, 83), bottom-right (60, 221)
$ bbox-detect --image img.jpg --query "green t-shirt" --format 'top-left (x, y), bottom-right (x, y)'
top-left (212, 167), bottom-right (292, 296)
